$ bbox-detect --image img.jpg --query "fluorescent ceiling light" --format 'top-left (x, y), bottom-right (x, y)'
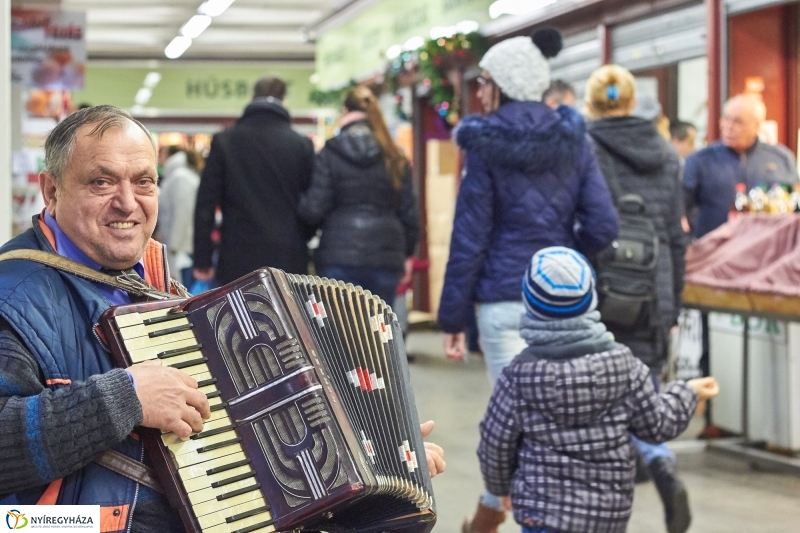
top-left (198, 0), bottom-right (236, 17)
top-left (143, 71), bottom-right (161, 89)
top-left (134, 87), bottom-right (152, 105)
top-left (386, 44), bottom-right (402, 60)
top-left (403, 36), bottom-right (424, 51)
top-left (489, 0), bottom-right (557, 19)
top-left (165, 36), bottom-right (192, 59)
top-left (181, 15), bottom-right (212, 38)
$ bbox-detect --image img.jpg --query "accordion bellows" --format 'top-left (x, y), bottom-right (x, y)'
top-left (100, 269), bottom-right (436, 533)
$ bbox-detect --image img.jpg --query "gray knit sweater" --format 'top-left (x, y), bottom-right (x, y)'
top-left (0, 319), bottom-right (184, 532)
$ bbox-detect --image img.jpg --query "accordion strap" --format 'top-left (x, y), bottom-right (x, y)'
top-left (0, 249), bottom-right (177, 300)
top-left (93, 449), bottom-right (165, 495)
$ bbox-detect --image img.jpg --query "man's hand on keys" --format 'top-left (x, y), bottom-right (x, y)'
top-left (128, 360), bottom-right (211, 440)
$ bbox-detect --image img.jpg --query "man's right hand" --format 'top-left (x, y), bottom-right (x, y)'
top-left (127, 360), bottom-right (211, 440)
top-left (193, 267), bottom-right (215, 281)
top-left (444, 332), bottom-right (466, 361)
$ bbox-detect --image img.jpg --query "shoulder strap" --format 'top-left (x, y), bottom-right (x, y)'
top-left (93, 450), bottom-right (164, 495)
top-left (0, 249), bottom-right (177, 301)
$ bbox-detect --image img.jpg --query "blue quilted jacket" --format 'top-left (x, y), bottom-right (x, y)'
top-left (437, 102), bottom-right (618, 333)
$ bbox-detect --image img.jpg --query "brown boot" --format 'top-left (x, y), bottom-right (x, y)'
top-left (462, 501), bottom-right (506, 533)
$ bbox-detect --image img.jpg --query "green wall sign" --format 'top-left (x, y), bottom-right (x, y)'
top-left (71, 63), bottom-right (319, 114)
top-left (315, 0), bottom-right (493, 90)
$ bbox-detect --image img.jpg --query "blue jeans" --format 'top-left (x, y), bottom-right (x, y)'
top-left (317, 265), bottom-right (402, 305)
top-left (630, 371), bottom-right (676, 465)
top-left (476, 301), bottom-right (527, 511)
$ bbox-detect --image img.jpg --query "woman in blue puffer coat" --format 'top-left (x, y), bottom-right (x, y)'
top-left (440, 30), bottom-right (619, 533)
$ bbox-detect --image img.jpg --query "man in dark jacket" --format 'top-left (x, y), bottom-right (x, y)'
top-left (194, 76), bottom-right (315, 285)
top-left (683, 94), bottom-right (798, 239)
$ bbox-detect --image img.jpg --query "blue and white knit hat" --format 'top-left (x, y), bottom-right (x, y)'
top-left (522, 247), bottom-right (597, 321)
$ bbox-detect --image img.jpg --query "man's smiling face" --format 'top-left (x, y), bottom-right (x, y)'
top-left (41, 121), bottom-right (158, 270)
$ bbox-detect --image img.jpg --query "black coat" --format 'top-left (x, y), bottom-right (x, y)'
top-left (298, 120), bottom-right (419, 271)
top-left (194, 100), bottom-right (315, 283)
top-left (587, 116), bottom-right (686, 368)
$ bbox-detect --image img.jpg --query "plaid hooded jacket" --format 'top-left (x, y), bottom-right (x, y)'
top-left (478, 342), bottom-right (697, 533)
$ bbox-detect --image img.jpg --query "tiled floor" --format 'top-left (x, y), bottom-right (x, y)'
top-left (405, 330), bottom-right (800, 533)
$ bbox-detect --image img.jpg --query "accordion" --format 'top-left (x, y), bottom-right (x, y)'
top-left (99, 269), bottom-right (436, 533)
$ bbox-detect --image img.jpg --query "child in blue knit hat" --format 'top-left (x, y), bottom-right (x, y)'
top-left (477, 246), bottom-right (718, 533)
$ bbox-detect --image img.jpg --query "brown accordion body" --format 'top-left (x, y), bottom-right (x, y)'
top-left (99, 269), bottom-right (436, 533)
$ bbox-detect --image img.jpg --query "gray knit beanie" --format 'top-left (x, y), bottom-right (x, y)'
top-left (479, 29), bottom-right (563, 102)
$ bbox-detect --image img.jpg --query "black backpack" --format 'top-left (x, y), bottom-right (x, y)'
top-left (594, 148), bottom-right (659, 329)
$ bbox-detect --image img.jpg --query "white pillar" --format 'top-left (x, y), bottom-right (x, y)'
top-left (0, 0), bottom-right (11, 244)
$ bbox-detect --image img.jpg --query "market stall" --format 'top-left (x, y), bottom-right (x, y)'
top-left (683, 214), bottom-right (800, 472)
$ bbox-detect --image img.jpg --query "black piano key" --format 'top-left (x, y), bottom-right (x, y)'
top-left (215, 482), bottom-right (261, 501)
top-left (232, 518), bottom-right (276, 533)
top-left (157, 344), bottom-right (203, 359)
top-left (206, 458), bottom-right (251, 476)
top-left (210, 401), bottom-right (229, 412)
top-left (225, 507), bottom-right (272, 525)
top-left (211, 471), bottom-right (256, 488)
top-left (143, 311), bottom-right (189, 325)
top-left (148, 323), bottom-right (193, 338)
top-left (197, 437), bottom-right (241, 453)
top-left (191, 423), bottom-right (236, 440)
top-left (170, 357), bottom-right (208, 369)
top-left (197, 378), bottom-right (218, 388)
top-left (205, 390), bottom-right (222, 399)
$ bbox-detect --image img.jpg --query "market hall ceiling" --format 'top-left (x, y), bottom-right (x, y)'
top-left (58, 0), bottom-right (356, 61)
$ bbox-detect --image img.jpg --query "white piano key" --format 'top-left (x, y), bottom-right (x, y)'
top-left (114, 308), bottom-right (170, 328)
top-left (166, 428), bottom-right (236, 456)
top-left (122, 329), bottom-right (196, 351)
top-left (178, 451), bottom-right (248, 481)
top-left (187, 478), bottom-right (260, 506)
top-left (119, 318), bottom-right (190, 340)
top-left (162, 416), bottom-right (232, 446)
top-left (203, 511), bottom-right (275, 533)
top-left (181, 464), bottom-right (253, 493)
top-left (170, 442), bottom-right (244, 469)
top-left (195, 496), bottom-right (269, 530)
top-left (191, 489), bottom-right (263, 522)
top-left (128, 337), bottom-right (198, 363)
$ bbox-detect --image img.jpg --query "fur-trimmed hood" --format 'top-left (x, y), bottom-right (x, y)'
top-left (455, 101), bottom-right (585, 172)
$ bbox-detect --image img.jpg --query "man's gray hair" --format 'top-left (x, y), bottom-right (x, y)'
top-left (44, 105), bottom-right (156, 185)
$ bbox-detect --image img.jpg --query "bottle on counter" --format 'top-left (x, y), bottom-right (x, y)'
top-left (748, 183), bottom-right (769, 213)
top-left (790, 184), bottom-right (800, 213)
top-left (767, 183), bottom-right (790, 214)
top-left (734, 183), bottom-right (749, 212)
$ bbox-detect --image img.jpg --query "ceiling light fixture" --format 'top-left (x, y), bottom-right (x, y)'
top-left (164, 36), bottom-right (192, 59)
top-left (489, 0), bottom-right (557, 19)
top-left (134, 87), bottom-right (152, 105)
top-left (143, 71), bottom-right (161, 89)
top-left (198, 0), bottom-right (236, 17)
top-left (181, 15), bottom-right (212, 38)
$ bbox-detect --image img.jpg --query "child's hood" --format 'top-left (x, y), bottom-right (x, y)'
top-left (518, 347), bottom-right (636, 427)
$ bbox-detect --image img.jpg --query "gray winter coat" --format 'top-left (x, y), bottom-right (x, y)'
top-left (587, 117), bottom-right (687, 368)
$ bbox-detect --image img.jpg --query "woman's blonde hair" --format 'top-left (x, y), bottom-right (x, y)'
top-left (344, 86), bottom-right (406, 191)
top-left (585, 65), bottom-right (636, 117)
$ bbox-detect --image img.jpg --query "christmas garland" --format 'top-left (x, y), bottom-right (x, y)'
top-left (384, 31), bottom-right (487, 125)
top-left (419, 31), bottom-right (488, 125)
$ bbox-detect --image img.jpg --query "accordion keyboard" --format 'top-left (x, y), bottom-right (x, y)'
top-left (114, 308), bottom-right (275, 533)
